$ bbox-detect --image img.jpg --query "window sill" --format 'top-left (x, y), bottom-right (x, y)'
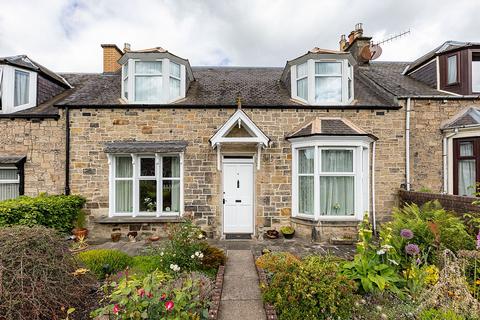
top-left (291, 216), bottom-right (361, 226)
top-left (96, 216), bottom-right (184, 224)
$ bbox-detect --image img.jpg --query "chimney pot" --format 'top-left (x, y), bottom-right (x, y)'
top-left (339, 34), bottom-right (347, 51)
top-left (124, 43), bottom-right (131, 52)
top-left (354, 23), bottom-right (364, 39)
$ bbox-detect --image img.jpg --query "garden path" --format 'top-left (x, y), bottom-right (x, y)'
top-left (218, 250), bottom-right (266, 320)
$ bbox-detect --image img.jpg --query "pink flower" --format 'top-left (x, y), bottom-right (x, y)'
top-left (165, 300), bottom-right (174, 311)
top-left (147, 292), bottom-right (153, 299)
top-left (137, 288), bottom-right (145, 298)
top-left (405, 243), bottom-right (420, 256)
top-left (400, 229), bottom-right (414, 240)
top-left (476, 230), bottom-right (480, 250)
top-left (112, 304), bottom-right (120, 314)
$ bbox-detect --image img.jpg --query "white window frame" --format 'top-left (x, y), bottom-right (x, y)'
top-left (123, 58), bottom-right (186, 104)
top-left (108, 153), bottom-right (184, 217)
top-left (295, 62), bottom-right (308, 102)
top-left (291, 59), bottom-right (354, 105)
top-left (291, 136), bottom-right (370, 221)
top-left (472, 58), bottom-right (480, 93)
top-left (121, 62), bottom-right (129, 100)
top-left (0, 65), bottom-right (37, 114)
top-left (0, 166), bottom-right (20, 201)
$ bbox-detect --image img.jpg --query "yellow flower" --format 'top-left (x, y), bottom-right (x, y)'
top-left (72, 268), bottom-right (89, 276)
top-left (476, 279), bottom-right (480, 285)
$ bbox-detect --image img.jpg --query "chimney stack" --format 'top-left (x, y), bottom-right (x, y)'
top-left (123, 43), bottom-right (131, 52)
top-left (342, 23), bottom-right (371, 65)
top-left (100, 44), bottom-right (123, 73)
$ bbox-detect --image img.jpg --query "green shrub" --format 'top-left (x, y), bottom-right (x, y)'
top-left (390, 201), bottom-right (474, 264)
top-left (0, 226), bottom-right (96, 320)
top-left (77, 249), bottom-right (132, 279)
top-left (256, 252), bottom-right (300, 274)
top-left (130, 255), bottom-right (163, 275)
top-left (0, 194), bottom-right (86, 233)
top-left (418, 308), bottom-right (465, 320)
top-left (263, 255), bottom-right (358, 320)
top-left (199, 244), bottom-right (226, 272)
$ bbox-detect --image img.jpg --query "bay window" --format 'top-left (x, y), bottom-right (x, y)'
top-left (0, 166), bottom-right (20, 201)
top-left (453, 138), bottom-right (480, 196)
top-left (292, 139), bottom-right (370, 220)
top-left (134, 61), bottom-right (163, 102)
top-left (110, 154), bottom-right (183, 216)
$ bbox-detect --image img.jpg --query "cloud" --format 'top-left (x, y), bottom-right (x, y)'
top-left (0, 0), bottom-right (479, 72)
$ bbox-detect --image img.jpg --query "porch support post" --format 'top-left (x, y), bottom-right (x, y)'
top-left (257, 143), bottom-right (262, 170)
top-left (216, 143), bottom-right (222, 171)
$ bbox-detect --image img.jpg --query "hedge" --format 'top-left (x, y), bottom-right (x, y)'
top-left (0, 194), bottom-right (86, 233)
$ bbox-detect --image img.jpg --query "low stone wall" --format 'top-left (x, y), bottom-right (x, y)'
top-left (208, 265), bottom-right (225, 320)
top-left (398, 189), bottom-right (480, 214)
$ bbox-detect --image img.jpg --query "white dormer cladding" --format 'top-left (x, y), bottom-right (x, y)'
top-left (119, 51), bottom-right (193, 104)
top-left (0, 64), bottom-right (37, 113)
top-left (282, 50), bottom-right (356, 106)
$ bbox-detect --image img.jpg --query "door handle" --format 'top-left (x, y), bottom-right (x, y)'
top-left (235, 200), bottom-right (242, 203)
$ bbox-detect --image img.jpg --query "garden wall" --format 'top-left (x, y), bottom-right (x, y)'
top-left (398, 189), bottom-right (480, 214)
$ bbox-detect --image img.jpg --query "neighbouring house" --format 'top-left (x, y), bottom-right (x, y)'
top-left (1, 24), bottom-right (480, 241)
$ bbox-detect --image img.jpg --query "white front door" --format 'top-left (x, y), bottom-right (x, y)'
top-left (223, 160), bottom-right (254, 234)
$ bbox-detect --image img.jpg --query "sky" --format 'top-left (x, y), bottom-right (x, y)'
top-left (0, 0), bottom-right (479, 72)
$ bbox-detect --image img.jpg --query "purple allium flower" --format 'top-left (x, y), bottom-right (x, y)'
top-left (476, 230), bottom-right (480, 250)
top-left (405, 243), bottom-right (420, 256)
top-left (400, 229), bottom-right (414, 240)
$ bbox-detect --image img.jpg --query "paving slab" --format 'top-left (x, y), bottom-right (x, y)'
top-left (219, 300), bottom-right (266, 320)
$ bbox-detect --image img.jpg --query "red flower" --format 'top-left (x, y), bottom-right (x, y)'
top-left (165, 300), bottom-right (174, 311)
top-left (146, 292), bottom-right (153, 298)
top-left (137, 288), bottom-right (145, 298)
top-left (160, 293), bottom-right (167, 301)
top-left (112, 304), bottom-right (120, 314)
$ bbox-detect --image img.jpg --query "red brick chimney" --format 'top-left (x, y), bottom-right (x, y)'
top-left (101, 44), bottom-right (123, 73)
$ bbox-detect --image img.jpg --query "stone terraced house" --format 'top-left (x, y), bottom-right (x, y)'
top-left (1, 24), bottom-right (480, 241)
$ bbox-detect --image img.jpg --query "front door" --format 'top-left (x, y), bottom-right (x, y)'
top-left (223, 160), bottom-right (254, 234)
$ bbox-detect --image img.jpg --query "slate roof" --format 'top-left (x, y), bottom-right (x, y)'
top-left (441, 107), bottom-right (480, 130)
top-left (0, 55), bottom-right (71, 88)
top-left (286, 117), bottom-right (377, 140)
top-left (59, 64), bottom-right (428, 107)
top-left (104, 141), bottom-right (188, 153)
top-left (0, 156), bottom-right (26, 165)
top-left (405, 41), bottom-right (480, 74)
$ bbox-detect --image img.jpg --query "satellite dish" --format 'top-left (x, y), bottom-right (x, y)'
top-left (360, 44), bottom-right (382, 61)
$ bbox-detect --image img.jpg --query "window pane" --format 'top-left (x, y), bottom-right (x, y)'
top-left (170, 62), bottom-right (181, 78)
top-left (0, 183), bottom-right (19, 201)
top-left (297, 78), bottom-right (308, 100)
top-left (297, 62), bottom-right (307, 78)
top-left (458, 159), bottom-right (476, 196)
top-left (123, 78), bottom-right (128, 99)
top-left (321, 150), bottom-right (353, 172)
top-left (135, 61), bottom-right (162, 74)
top-left (315, 62), bottom-right (342, 75)
top-left (139, 180), bottom-right (157, 212)
top-left (0, 168), bottom-right (18, 180)
top-left (320, 176), bottom-right (354, 215)
top-left (298, 148), bottom-right (314, 174)
top-left (115, 157), bottom-right (133, 178)
top-left (170, 78), bottom-right (181, 99)
top-left (115, 180), bottom-right (133, 212)
top-left (14, 70), bottom-right (29, 106)
top-left (135, 76), bottom-right (163, 101)
top-left (473, 60), bottom-right (480, 92)
top-left (140, 158), bottom-right (155, 176)
top-left (163, 180), bottom-right (180, 212)
top-left (124, 63), bottom-right (128, 76)
top-left (460, 142), bottom-right (474, 157)
top-left (447, 56), bottom-right (457, 84)
top-left (163, 156), bottom-right (180, 177)
top-left (299, 176), bottom-right (314, 215)
top-left (315, 77), bottom-right (342, 103)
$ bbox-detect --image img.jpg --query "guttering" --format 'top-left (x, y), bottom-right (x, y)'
top-left (396, 95), bottom-right (480, 100)
top-left (54, 103), bottom-right (402, 110)
top-left (442, 128), bottom-right (458, 193)
top-left (405, 98), bottom-right (411, 191)
top-left (371, 140), bottom-right (377, 234)
top-left (64, 107), bottom-right (71, 195)
top-left (0, 113), bottom-right (60, 120)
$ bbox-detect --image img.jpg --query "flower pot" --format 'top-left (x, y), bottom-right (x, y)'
top-left (265, 229), bottom-right (279, 239)
top-left (72, 228), bottom-right (88, 240)
top-left (111, 232), bottom-right (122, 242)
top-left (149, 235), bottom-right (160, 242)
top-left (282, 231), bottom-right (295, 239)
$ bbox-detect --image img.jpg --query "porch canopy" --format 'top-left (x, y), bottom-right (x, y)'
top-left (210, 109), bottom-right (270, 170)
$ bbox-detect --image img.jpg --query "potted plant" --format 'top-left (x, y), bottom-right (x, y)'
top-left (72, 210), bottom-right (88, 240)
top-left (280, 226), bottom-right (295, 239)
top-left (265, 229), bottom-right (280, 239)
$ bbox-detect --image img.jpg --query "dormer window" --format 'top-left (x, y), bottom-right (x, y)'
top-left (134, 61), bottom-right (163, 102)
top-left (0, 65), bottom-right (37, 114)
top-left (290, 58), bottom-right (354, 105)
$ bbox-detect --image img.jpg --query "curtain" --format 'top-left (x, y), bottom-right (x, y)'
top-left (299, 148), bottom-right (314, 173)
top-left (162, 180), bottom-right (180, 212)
top-left (14, 70), bottom-right (29, 106)
top-left (315, 77), bottom-right (342, 103)
top-left (473, 61), bottom-right (480, 93)
top-left (320, 150), bottom-right (354, 215)
top-left (315, 62), bottom-right (341, 75)
top-left (135, 61), bottom-right (162, 74)
top-left (135, 76), bottom-right (162, 101)
top-left (123, 78), bottom-right (128, 99)
top-left (0, 169), bottom-right (19, 201)
top-left (115, 157), bottom-right (133, 212)
top-left (460, 142), bottom-right (473, 156)
top-left (170, 78), bottom-right (180, 99)
top-left (458, 159), bottom-right (476, 196)
top-left (297, 78), bottom-right (308, 100)
top-left (447, 56), bottom-right (457, 84)
top-left (299, 176), bottom-right (314, 215)
top-left (163, 156), bottom-right (180, 177)
top-left (170, 62), bottom-right (180, 78)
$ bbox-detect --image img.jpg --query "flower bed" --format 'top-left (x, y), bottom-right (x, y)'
top-left (254, 254), bottom-right (277, 320)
